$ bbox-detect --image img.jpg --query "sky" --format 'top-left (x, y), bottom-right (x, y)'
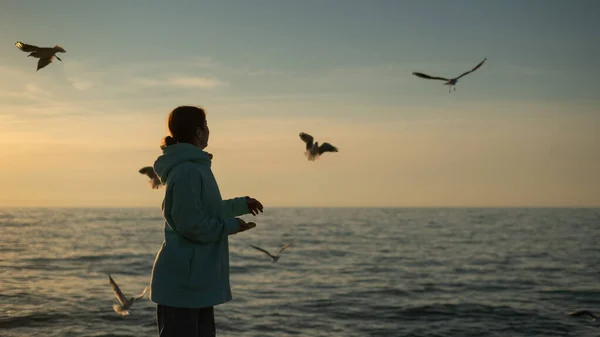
top-left (0, 0), bottom-right (599, 207)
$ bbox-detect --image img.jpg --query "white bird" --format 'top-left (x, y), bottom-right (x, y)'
top-left (250, 242), bottom-right (294, 263)
top-left (108, 274), bottom-right (148, 316)
top-left (568, 310), bottom-right (599, 321)
top-left (412, 58), bottom-right (486, 93)
top-left (299, 132), bottom-right (338, 161)
top-left (139, 166), bottom-right (162, 189)
top-left (15, 41), bottom-right (67, 71)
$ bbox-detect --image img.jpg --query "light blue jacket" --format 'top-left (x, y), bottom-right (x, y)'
top-left (149, 143), bottom-right (250, 308)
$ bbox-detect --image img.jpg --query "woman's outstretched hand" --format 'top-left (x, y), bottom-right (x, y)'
top-left (246, 197), bottom-right (264, 216)
top-left (236, 218), bottom-right (256, 233)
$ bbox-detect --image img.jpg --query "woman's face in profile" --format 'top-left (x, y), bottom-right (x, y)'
top-left (197, 120), bottom-right (210, 149)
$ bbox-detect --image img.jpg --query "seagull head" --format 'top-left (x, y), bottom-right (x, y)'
top-left (53, 45), bottom-right (66, 53)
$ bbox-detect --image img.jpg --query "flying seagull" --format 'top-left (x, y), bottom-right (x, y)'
top-left (15, 41), bottom-right (66, 71)
top-left (567, 310), bottom-right (599, 321)
top-left (412, 58), bottom-right (486, 93)
top-left (139, 166), bottom-right (162, 189)
top-left (250, 242), bottom-right (294, 263)
top-left (108, 274), bottom-right (148, 317)
top-left (299, 132), bottom-right (338, 161)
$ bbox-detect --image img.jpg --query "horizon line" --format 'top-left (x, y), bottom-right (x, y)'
top-left (0, 205), bottom-right (598, 210)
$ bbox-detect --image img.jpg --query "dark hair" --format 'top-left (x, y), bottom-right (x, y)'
top-left (161, 105), bottom-right (207, 149)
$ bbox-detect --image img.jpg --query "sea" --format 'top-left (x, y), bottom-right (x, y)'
top-left (1, 207), bottom-right (599, 337)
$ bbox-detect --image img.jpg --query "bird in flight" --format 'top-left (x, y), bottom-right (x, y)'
top-left (412, 58), bottom-right (486, 93)
top-left (299, 132), bottom-right (338, 161)
top-left (139, 166), bottom-right (162, 189)
top-left (567, 310), bottom-right (599, 321)
top-left (15, 41), bottom-right (66, 71)
top-left (108, 274), bottom-right (148, 317)
top-left (250, 242), bottom-right (294, 263)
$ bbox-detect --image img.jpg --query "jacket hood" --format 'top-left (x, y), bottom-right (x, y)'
top-left (153, 143), bottom-right (211, 183)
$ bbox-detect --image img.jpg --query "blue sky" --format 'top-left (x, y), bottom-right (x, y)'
top-left (2, 0), bottom-right (599, 105)
top-left (0, 0), bottom-right (598, 207)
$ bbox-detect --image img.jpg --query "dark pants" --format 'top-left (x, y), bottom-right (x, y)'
top-left (157, 305), bottom-right (216, 337)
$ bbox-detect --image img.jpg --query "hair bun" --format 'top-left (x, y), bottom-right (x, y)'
top-left (161, 135), bottom-right (179, 149)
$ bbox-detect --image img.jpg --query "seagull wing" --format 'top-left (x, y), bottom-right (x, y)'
top-left (299, 132), bottom-right (314, 151)
top-left (412, 72), bottom-right (449, 81)
top-left (317, 142), bottom-right (338, 155)
top-left (250, 245), bottom-right (275, 259)
top-left (15, 41), bottom-right (39, 52)
top-left (36, 57), bottom-right (53, 71)
top-left (568, 310), bottom-right (598, 319)
top-left (108, 274), bottom-right (128, 305)
top-left (275, 241), bottom-right (294, 256)
top-left (134, 287), bottom-right (148, 300)
top-left (455, 58), bottom-right (487, 80)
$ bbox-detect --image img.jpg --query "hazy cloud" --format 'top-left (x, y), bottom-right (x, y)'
top-left (134, 76), bottom-right (227, 89)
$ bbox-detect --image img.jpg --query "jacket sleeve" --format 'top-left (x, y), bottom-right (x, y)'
top-left (167, 167), bottom-right (239, 243)
top-left (221, 197), bottom-right (250, 217)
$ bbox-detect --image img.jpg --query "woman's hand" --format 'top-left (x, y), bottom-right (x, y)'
top-left (236, 218), bottom-right (256, 233)
top-left (246, 197), bottom-right (264, 216)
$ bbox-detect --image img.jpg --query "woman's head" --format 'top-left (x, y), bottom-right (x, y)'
top-left (161, 105), bottom-right (209, 150)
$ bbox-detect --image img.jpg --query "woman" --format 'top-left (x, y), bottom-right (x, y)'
top-left (150, 105), bottom-right (263, 337)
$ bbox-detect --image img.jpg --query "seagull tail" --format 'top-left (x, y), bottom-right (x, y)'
top-left (150, 179), bottom-right (162, 189)
top-left (305, 152), bottom-right (318, 161)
